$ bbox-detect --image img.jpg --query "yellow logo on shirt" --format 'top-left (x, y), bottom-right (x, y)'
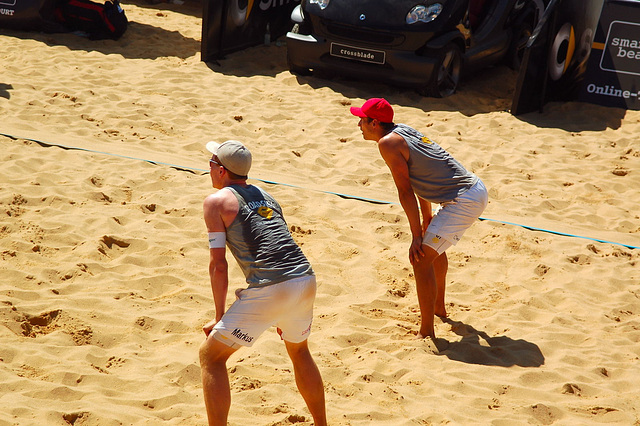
top-left (432, 236), bottom-right (441, 244)
top-left (257, 206), bottom-right (273, 219)
top-left (422, 136), bottom-right (433, 144)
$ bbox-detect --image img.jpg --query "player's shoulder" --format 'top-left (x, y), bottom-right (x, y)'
top-left (379, 129), bottom-right (407, 151)
top-left (204, 187), bottom-right (235, 207)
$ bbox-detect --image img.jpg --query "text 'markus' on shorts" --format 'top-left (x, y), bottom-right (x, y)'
top-left (423, 179), bottom-right (488, 254)
top-left (213, 274), bottom-right (316, 348)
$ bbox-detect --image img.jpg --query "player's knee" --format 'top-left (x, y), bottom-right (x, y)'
top-left (285, 339), bottom-right (311, 359)
top-left (199, 336), bottom-right (223, 367)
top-left (200, 333), bottom-right (237, 368)
top-left (199, 338), bottom-right (212, 365)
top-left (419, 246), bottom-right (440, 264)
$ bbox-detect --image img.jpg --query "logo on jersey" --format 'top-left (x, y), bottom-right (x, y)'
top-left (421, 136), bottom-right (433, 144)
top-left (257, 206), bottom-right (274, 219)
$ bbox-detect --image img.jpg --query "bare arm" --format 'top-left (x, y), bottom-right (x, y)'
top-left (378, 133), bottom-right (424, 264)
top-left (202, 189), bottom-right (238, 335)
top-left (208, 248), bottom-right (228, 325)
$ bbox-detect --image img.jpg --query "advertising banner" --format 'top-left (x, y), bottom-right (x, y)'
top-left (512, 0), bottom-right (605, 114)
top-left (0, 0), bottom-right (66, 32)
top-left (201, 0), bottom-right (298, 63)
top-left (579, 0), bottom-right (640, 109)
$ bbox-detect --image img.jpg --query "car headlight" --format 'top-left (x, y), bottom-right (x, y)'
top-left (309, 0), bottom-right (330, 10)
top-left (406, 3), bottom-right (443, 24)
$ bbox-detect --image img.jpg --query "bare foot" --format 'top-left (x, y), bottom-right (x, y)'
top-left (417, 330), bottom-right (435, 340)
top-left (418, 328), bottom-right (435, 340)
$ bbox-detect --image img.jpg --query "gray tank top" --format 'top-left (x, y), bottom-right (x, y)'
top-left (393, 123), bottom-right (478, 203)
top-left (225, 184), bottom-right (314, 288)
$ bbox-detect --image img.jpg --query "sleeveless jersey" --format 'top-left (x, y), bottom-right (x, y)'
top-left (225, 185), bottom-right (314, 288)
top-left (393, 123), bottom-right (478, 203)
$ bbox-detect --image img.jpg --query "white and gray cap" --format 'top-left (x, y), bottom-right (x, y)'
top-left (206, 140), bottom-right (252, 177)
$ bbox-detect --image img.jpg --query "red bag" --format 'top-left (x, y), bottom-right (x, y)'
top-left (55, 0), bottom-right (127, 40)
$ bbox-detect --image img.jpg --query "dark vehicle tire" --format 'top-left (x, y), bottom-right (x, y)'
top-left (508, 22), bottom-right (533, 70)
top-left (287, 24), bottom-right (312, 76)
top-left (421, 43), bottom-right (461, 98)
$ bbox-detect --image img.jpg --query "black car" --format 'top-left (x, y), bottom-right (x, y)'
top-left (286, 0), bottom-right (546, 97)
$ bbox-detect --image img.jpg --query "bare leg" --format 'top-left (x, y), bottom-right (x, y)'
top-left (434, 252), bottom-right (448, 317)
top-left (413, 245), bottom-right (440, 339)
top-left (199, 334), bottom-right (239, 426)
top-left (284, 339), bottom-right (327, 426)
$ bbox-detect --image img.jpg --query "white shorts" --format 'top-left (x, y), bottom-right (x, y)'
top-left (423, 179), bottom-right (488, 255)
top-left (213, 275), bottom-right (316, 347)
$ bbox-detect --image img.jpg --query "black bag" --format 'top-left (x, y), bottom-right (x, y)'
top-left (55, 0), bottom-right (128, 40)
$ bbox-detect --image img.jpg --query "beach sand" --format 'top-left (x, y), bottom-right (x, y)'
top-left (1, 1), bottom-right (639, 424)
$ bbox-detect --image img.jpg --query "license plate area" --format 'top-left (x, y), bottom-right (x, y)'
top-left (330, 43), bottom-right (386, 65)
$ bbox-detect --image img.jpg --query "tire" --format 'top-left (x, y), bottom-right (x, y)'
top-left (287, 24), bottom-right (312, 76)
top-left (420, 43), bottom-right (461, 98)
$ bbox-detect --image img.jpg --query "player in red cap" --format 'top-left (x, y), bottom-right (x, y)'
top-left (351, 98), bottom-right (488, 347)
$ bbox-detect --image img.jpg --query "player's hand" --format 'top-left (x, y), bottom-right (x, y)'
top-left (409, 235), bottom-right (425, 264)
top-left (202, 319), bottom-right (218, 336)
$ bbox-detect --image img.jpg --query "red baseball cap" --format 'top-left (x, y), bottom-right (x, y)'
top-left (350, 98), bottom-right (394, 123)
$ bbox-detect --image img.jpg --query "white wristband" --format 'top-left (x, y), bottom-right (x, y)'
top-left (208, 232), bottom-right (226, 249)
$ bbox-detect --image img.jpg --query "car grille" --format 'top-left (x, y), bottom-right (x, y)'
top-left (324, 22), bottom-right (402, 45)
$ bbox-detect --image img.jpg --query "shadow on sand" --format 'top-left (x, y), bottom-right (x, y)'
top-left (208, 39), bottom-right (626, 129)
top-left (439, 318), bottom-right (545, 367)
top-left (124, 0), bottom-right (202, 18)
top-left (0, 83), bottom-right (12, 100)
top-left (0, 0), bottom-right (201, 60)
top-left (4, 7), bottom-right (626, 128)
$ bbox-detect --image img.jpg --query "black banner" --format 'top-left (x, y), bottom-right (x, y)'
top-left (201, 0), bottom-right (298, 63)
top-left (579, 0), bottom-right (640, 109)
top-left (0, 0), bottom-right (66, 32)
top-left (512, 0), bottom-right (605, 114)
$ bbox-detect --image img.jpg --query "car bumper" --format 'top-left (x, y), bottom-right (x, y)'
top-left (286, 32), bottom-right (439, 88)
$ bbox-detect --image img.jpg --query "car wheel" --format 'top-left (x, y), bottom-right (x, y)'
top-left (287, 24), bottom-right (312, 76)
top-left (508, 22), bottom-right (533, 70)
top-left (421, 43), bottom-right (461, 98)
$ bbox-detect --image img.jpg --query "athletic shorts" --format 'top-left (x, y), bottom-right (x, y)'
top-left (423, 179), bottom-right (488, 254)
top-left (213, 274), bottom-right (316, 348)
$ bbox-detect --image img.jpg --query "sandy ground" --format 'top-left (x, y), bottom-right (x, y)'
top-left (1, 1), bottom-right (639, 424)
